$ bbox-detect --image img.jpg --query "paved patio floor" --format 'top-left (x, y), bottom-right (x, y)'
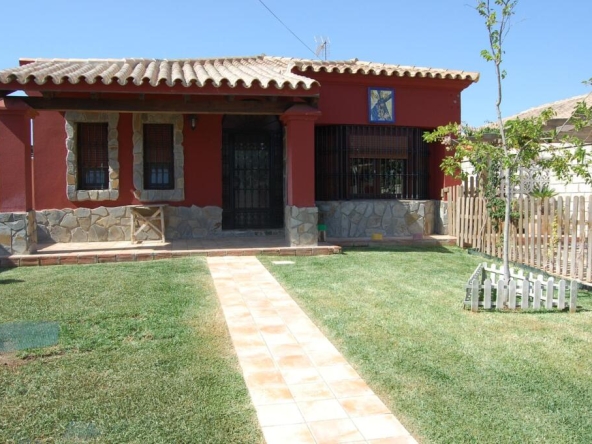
top-left (1, 234), bottom-right (454, 268)
top-left (0, 235), bottom-right (340, 267)
top-left (208, 256), bottom-right (418, 444)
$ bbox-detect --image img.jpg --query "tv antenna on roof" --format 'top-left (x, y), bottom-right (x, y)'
top-left (315, 36), bottom-right (330, 60)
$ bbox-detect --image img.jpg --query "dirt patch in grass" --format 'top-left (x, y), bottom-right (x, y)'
top-left (1, 347), bottom-right (66, 369)
top-left (0, 352), bottom-right (28, 368)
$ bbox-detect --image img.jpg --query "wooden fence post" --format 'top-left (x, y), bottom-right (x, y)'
top-left (570, 280), bottom-right (578, 313)
top-left (533, 280), bottom-right (542, 309)
top-left (545, 277), bottom-right (554, 310)
top-left (521, 279), bottom-right (530, 309)
top-left (471, 279), bottom-right (480, 312)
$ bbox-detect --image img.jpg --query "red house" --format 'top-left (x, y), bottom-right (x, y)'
top-left (0, 56), bottom-right (478, 254)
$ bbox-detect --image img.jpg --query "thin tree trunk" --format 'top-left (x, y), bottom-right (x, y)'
top-left (503, 167), bottom-right (512, 282)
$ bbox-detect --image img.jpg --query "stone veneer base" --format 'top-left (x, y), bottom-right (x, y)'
top-left (0, 211), bottom-right (37, 255)
top-left (317, 200), bottom-right (439, 238)
top-left (285, 206), bottom-right (318, 246)
top-left (35, 205), bottom-right (222, 243)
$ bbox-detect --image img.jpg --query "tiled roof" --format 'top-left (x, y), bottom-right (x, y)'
top-left (0, 55), bottom-right (479, 90)
top-left (0, 56), bottom-right (317, 90)
top-left (274, 56), bottom-right (480, 81)
top-left (505, 94), bottom-right (592, 120)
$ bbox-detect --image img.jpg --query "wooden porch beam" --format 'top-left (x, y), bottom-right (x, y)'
top-left (19, 97), bottom-right (301, 114)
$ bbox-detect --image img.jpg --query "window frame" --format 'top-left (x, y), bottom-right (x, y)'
top-left (143, 123), bottom-right (175, 190)
top-left (65, 111), bottom-right (119, 201)
top-left (76, 122), bottom-right (109, 191)
top-left (315, 125), bottom-right (429, 201)
top-left (132, 113), bottom-right (185, 202)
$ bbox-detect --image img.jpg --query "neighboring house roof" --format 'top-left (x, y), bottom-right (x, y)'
top-left (505, 94), bottom-right (592, 120)
top-left (0, 55), bottom-right (479, 91)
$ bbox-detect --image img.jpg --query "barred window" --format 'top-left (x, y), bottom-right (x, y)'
top-left (77, 122), bottom-right (109, 190)
top-left (315, 125), bottom-right (429, 200)
top-left (143, 124), bottom-right (174, 190)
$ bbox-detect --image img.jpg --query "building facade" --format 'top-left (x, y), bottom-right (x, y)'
top-left (0, 56), bottom-right (478, 254)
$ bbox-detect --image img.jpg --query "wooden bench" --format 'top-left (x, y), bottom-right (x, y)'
top-left (130, 204), bottom-right (166, 244)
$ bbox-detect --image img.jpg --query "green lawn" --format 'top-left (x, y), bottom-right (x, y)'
top-left (0, 259), bottom-right (263, 444)
top-left (261, 246), bottom-right (592, 444)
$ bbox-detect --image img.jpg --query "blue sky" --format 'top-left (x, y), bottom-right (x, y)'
top-left (2, 0), bottom-right (591, 126)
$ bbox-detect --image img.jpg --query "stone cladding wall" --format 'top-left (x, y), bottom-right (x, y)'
top-left (317, 200), bottom-right (437, 238)
top-left (285, 206), bottom-right (318, 246)
top-left (0, 211), bottom-right (37, 255)
top-left (36, 205), bottom-right (222, 243)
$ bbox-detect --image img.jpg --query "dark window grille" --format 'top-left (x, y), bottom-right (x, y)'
top-left (222, 130), bottom-right (283, 230)
top-left (144, 124), bottom-right (174, 190)
top-left (77, 122), bottom-right (109, 190)
top-left (315, 125), bottom-right (429, 200)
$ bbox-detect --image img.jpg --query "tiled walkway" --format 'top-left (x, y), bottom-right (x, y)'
top-left (208, 256), bottom-right (417, 444)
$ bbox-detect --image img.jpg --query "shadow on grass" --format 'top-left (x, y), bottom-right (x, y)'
top-left (0, 279), bottom-right (25, 285)
top-left (0, 267), bottom-right (24, 285)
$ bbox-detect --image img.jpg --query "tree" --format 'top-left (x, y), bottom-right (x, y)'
top-left (424, 0), bottom-right (592, 284)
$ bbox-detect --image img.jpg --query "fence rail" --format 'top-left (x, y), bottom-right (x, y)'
top-left (443, 183), bottom-right (592, 283)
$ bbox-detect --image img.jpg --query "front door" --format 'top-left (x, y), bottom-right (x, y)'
top-left (222, 122), bottom-right (283, 230)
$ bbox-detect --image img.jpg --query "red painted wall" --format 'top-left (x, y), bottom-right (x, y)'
top-left (32, 110), bottom-right (223, 210)
top-left (281, 106), bottom-right (320, 207)
top-left (25, 71), bottom-right (471, 211)
top-left (307, 71), bottom-right (469, 198)
top-left (0, 101), bottom-right (33, 212)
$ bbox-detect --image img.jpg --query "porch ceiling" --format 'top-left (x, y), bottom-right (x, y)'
top-left (18, 96), bottom-right (298, 114)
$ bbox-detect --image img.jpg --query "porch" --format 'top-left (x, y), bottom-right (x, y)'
top-left (0, 234), bottom-right (456, 267)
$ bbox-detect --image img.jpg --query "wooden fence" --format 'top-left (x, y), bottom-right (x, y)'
top-left (443, 182), bottom-right (592, 283)
top-left (464, 262), bottom-right (578, 312)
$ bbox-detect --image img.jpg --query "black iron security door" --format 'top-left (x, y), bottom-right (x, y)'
top-left (222, 130), bottom-right (283, 229)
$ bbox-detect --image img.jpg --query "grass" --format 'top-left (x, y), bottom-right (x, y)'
top-left (261, 245), bottom-right (592, 444)
top-left (0, 258), bottom-right (263, 444)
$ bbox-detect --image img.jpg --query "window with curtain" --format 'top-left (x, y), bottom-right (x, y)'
top-left (77, 122), bottom-right (109, 190)
top-left (315, 125), bottom-right (429, 200)
top-left (143, 123), bottom-right (174, 190)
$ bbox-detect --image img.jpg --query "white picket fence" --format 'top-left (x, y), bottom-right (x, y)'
top-left (464, 262), bottom-right (578, 312)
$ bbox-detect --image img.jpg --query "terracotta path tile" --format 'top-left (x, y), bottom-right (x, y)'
top-left (352, 414), bottom-right (411, 441)
top-left (339, 395), bottom-right (392, 417)
top-left (256, 402), bottom-right (304, 427)
top-left (318, 364), bottom-right (360, 382)
top-left (297, 399), bottom-right (349, 422)
top-left (207, 256), bottom-right (417, 444)
top-left (289, 381), bottom-right (334, 402)
top-left (308, 418), bottom-right (365, 443)
top-left (261, 424), bottom-right (316, 444)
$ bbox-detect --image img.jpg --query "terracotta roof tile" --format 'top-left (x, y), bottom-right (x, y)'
top-left (0, 55), bottom-right (479, 90)
top-left (273, 56), bottom-right (479, 81)
top-left (505, 94), bottom-right (592, 120)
